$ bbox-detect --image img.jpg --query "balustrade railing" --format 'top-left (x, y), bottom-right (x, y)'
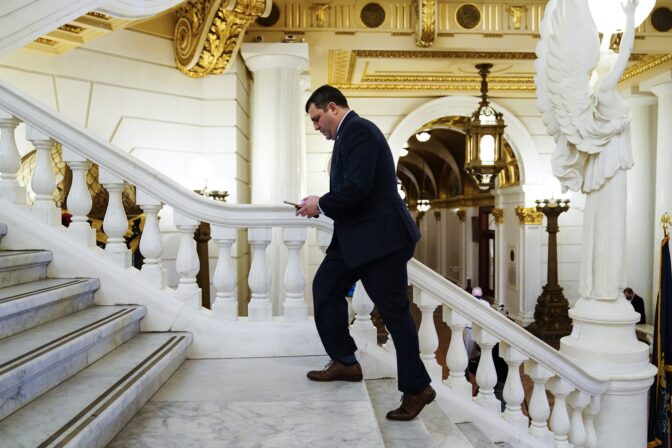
top-left (0, 79), bottom-right (609, 447)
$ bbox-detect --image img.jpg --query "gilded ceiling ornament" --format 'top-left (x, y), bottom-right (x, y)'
top-left (492, 208), bottom-right (504, 224)
top-left (514, 206), bottom-right (543, 225)
top-left (506, 6), bottom-right (528, 30)
top-left (174, 0), bottom-right (270, 78)
top-left (415, 0), bottom-right (436, 47)
top-left (311, 3), bottom-right (330, 28)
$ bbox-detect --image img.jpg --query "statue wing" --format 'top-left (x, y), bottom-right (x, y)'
top-left (535, 0), bottom-right (602, 191)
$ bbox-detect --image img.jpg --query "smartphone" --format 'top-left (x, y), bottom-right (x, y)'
top-left (284, 200), bottom-right (300, 209)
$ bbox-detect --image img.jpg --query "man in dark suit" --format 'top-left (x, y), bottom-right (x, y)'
top-left (296, 85), bottom-right (434, 421)
top-left (624, 287), bottom-right (646, 324)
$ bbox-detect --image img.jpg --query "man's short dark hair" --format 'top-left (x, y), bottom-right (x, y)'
top-left (624, 287), bottom-right (634, 294)
top-left (305, 84), bottom-right (349, 113)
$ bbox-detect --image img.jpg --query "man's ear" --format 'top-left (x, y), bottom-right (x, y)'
top-left (327, 102), bottom-right (338, 114)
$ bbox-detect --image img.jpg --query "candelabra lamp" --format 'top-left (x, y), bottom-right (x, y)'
top-left (526, 198), bottom-right (572, 346)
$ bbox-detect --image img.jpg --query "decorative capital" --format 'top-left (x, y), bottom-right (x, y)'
top-left (415, 0), bottom-right (436, 47)
top-left (505, 5), bottom-right (528, 30)
top-left (310, 3), bottom-right (330, 28)
top-left (433, 210), bottom-right (441, 221)
top-left (174, 0), bottom-right (270, 78)
top-left (456, 208), bottom-right (466, 222)
top-left (515, 206), bottom-right (543, 225)
top-left (492, 208), bottom-right (504, 224)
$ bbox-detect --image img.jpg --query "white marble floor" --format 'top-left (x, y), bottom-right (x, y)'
top-left (109, 356), bottom-right (385, 448)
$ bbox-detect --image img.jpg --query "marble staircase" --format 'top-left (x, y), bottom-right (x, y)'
top-left (0, 224), bottom-right (192, 447)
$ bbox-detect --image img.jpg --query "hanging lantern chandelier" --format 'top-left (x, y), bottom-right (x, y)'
top-left (464, 63), bottom-right (507, 190)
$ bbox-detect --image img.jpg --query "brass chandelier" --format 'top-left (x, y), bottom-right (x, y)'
top-left (464, 63), bottom-right (507, 190)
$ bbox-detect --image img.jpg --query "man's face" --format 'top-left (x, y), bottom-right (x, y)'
top-left (308, 102), bottom-right (339, 141)
top-left (624, 291), bottom-right (633, 300)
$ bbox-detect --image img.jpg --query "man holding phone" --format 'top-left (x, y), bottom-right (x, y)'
top-left (296, 85), bottom-right (434, 421)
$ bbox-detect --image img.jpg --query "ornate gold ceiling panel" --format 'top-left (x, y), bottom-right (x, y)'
top-left (174, 0), bottom-right (270, 78)
top-left (27, 12), bottom-right (133, 54)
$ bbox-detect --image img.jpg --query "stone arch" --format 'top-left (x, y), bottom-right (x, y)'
top-left (388, 96), bottom-right (543, 185)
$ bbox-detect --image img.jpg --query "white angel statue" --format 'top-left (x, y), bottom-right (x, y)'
top-left (535, 0), bottom-right (638, 301)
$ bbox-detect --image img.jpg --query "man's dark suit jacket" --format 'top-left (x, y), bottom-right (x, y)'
top-left (630, 294), bottom-right (646, 324)
top-left (318, 111), bottom-right (420, 268)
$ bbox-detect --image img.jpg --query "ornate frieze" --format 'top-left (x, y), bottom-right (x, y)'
top-left (515, 206), bottom-right (543, 225)
top-left (174, 0), bottom-right (270, 78)
top-left (415, 0), bottom-right (436, 47)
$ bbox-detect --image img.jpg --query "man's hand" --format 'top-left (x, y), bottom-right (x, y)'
top-left (297, 195), bottom-right (321, 218)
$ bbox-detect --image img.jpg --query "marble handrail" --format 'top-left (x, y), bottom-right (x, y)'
top-left (0, 78), bottom-right (333, 233)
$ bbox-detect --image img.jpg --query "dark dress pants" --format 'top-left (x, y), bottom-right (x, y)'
top-left (312, 242), bottom-right (431, 394)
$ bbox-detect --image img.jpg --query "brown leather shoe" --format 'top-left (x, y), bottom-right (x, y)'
top-left (306, 360), bottom-right (363, 382)
top-left (386, 385), bottom-right (436, 421)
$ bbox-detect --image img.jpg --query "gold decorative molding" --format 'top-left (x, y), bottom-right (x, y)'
top-left (58, 24), bottom-right (85, 34)
top-left (456, 208), bottom-right (466, 222)
top-left (492, 208), bottom-right (504, 224)
top-left (311, 3), bottom-right (330, 28)
top-left (505, 6), bottom-right (528, 30)
top-left (621, 54), bottom-right (672, 82)
top-left (34, 37), bottom-right (57, 46)
top-left (515, 206), bottom-right (543, 225)
top-left (350, 50), bottom-right (537, 60)
top-left (174, 0), bottom-right (269, 78)
top-left (416, 0), bottom-right (436, 47)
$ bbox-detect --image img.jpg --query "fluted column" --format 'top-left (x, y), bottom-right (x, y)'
top-left (241, 43), bottom-right (309, 317)
top-left (622, 89), bottom-right (656, 317)
top-left (0, 109), bottom-right (24, 203)
top-left (641, 73), bottom-right (672, 308)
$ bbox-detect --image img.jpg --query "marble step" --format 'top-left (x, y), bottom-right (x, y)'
top-left (0, 249), bottom-right (51, 288)
top-left (456, 422), bottom-right (514, 448)
top-left (365, 378), bottom-right (476, 448)
top-left (0, 277), bottom-right (99, 340)
top-left (0, 332), bottom-right (191, 448)
top-left (0, 304), bottom-right (145, 420)
top-left (110, 356), bottom-right (386, 447)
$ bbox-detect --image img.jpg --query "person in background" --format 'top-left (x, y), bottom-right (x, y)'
top-left (623, 287), bottom-right (646, 324)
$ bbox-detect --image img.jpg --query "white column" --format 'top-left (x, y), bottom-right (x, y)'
top-left (99, 168), bottom-right (131, 268)
top-left (283, 226), bottom-right (307, 321)
top-left (26, 125), bottom-right (60, 225)
top-left (623, 88), bottom-right (656, 319)
top-left (136, 189), bottom-right (166, 288)
top-left (174, 211), bottom-right (201, 307)
top-left (641, 73), bottom-right (672, 308)
top-left (211, 225), bottom-right (238, 320)
top-left (442, 307), bottom-right (471, 399)
top-left (414, 289), bottom-right (441, 380)
top-left (248, 227), bottom-right (272, 321)
top-left (0, 110), bottom-right (24, 203)
top-left (457, 209), bottom-right (468, 287)
top-left (62, 146), bottom-right (95, 247)
top-left (517, 210), bottom-right (543, 326)
top-left (241, 43), bottom-right (309, 317)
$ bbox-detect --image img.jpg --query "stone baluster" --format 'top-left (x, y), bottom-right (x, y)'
top-left (283, 227), bottom-right (307, 321)
top-left (524, 360), bottom-right (553, 444)
top-left (567, 390), bottom-right (590, 447)
top-left (61, 146), bottom-right (95, 246)
top-left (350, 280), bottom-right (377, 346)
top-left (248, 227), bottom-right (272, 321)
top-left (499, 342), bottom-right (529, 430)
top-left (473, 324), bottom-right (501, 414)
top-left (174, 211), bottom-right (201, 307)
top-left (211, 225), bottom-right (238, 320)
top-left (548, 377), bottom-right (573, 448)
top-left (583, 395), bottom-right (600, 448)
top-left (136, 189), bottom-right (166, 288)
top-left (414, 288), bottom-right (441, 379)
top-left (26, 125), bottom-right (59, 224)
top-left (99, 168), bottom-right (131, 267)
top-left (443, 308), bottom-right (471, 399)
top-left (0, 109), bottom-right (24, 203)
top-left (316, 228), bottom-right (331, 253)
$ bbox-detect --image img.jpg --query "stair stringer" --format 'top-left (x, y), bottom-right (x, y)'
top-left (0, 199), bottom-right (326, 359)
